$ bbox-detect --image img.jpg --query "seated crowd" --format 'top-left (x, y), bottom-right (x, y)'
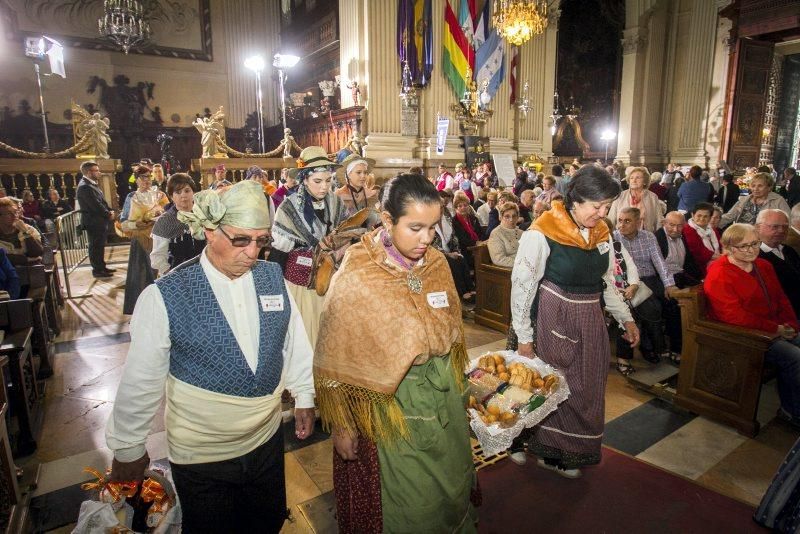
top-left (436, 161), bottom-right (800, 430)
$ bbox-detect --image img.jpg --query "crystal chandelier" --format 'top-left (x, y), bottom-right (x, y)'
top-left (98, 0), bottom-right (151, 55)
top-left (492, 0), bottom-right (548, 46)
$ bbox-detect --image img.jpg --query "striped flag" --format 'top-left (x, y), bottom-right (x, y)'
top-left (475, 28), bottom-right (505, 100)
top-left (509, 45), bottom-right (519, 105)
top-left (397, 0), bottom-right (433, 87)
top-left (443, 0), bottom-right (473, 99)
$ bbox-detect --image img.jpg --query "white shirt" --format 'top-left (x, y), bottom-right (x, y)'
top-left (476, 203), bottom-right (492, 227)
top-left (106, 250), bottom-right (315, 463)
top-left (510, 230), bottom-right (633, 344)
top-left (150, 235), bottom-right (170, 275)
top-left (761, 242), bottom-right (785, 261)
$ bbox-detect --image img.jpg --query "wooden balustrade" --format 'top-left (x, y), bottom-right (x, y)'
top-left (0, 159), bottom-right (121, 209)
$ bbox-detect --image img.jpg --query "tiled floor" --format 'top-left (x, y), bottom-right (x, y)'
top-left (22, 244), bottom-right (799, 532)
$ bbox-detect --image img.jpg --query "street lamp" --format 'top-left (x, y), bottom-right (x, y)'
top-left (244, 55), bottom-right (266, 153)
top-left (600, 129), bottom-right (616, 164)
top-left (272, 53), bottom-right (300, 131)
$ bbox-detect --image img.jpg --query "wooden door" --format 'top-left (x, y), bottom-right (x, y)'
top-left (725, 39), bottom-right (774, 170)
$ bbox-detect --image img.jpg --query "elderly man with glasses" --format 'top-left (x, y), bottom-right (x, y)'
top-left (106, 180), bottom-right (315, 533)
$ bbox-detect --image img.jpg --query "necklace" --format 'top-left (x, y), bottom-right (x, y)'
top-left (381, 230), bottom-right (423, 293)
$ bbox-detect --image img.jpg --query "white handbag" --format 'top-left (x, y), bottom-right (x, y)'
top-left (629, 282), bottom-right (653, 308)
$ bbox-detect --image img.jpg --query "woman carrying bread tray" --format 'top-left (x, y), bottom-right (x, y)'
top-left (508, 166), bottom-right (639, 478)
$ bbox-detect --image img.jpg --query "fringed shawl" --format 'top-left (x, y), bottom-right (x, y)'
top-left (314, 229), bottom-right (469, 444)
top-left (272, 187), bottom-right (347, 251)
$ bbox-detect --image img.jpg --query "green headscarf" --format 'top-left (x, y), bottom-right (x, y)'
top-left (178, 180), bottom-right (271, 239)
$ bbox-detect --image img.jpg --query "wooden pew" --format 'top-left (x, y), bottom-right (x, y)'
top-left (0, 300), bottom-right (40, 456)
top-left (674, 286), bottom-right (776, 437)
top-left (472, 245), bottom-right (512, 333)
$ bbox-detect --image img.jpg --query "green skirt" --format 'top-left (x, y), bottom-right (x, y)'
top-left (377, 354), bottom-right (478, 533)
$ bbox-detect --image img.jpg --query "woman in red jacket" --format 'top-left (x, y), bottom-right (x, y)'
top-left (704, 223), bottom-right (800, 427)
top-left (683, 202), bottom-right (721, 278)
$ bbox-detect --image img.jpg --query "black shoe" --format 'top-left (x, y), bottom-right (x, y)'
top-left (93, 271), bottom-right (112, 279)
top-left (643, 351), bottom-right (660, 364)
top-left (616, 362), bottom-right (636, 376)
top-left (103, 267), bottom-right (117, 273)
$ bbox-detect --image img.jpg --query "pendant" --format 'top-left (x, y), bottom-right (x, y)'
top-left (407, 272), bottom-right (422, 294)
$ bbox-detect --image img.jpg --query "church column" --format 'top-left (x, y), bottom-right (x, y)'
top-left (361, 0), bottom-right (416, 162)
top-left (339, 0), bottom-right (367, 110)
top-left (614, 26), bottom-right (648, 166)
top-left (222, 0), bottom-right (280, 128)
top-left (703, 0), bottom-right (734, 171)
top-left (670, 0), bottom-right (717, 165)
top-left (516, 4), bottom-right (559, 160)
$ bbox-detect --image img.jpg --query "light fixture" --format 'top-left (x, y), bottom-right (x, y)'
top-left (399, 61), bottom-right (418, 107)
top-left (548, 90), bottom-right (562, 136)
top-left (492, 0), bottom-right (549, 46)
top-left (98, 0), bottom-right (151, 55)
top-left (600, 129), bottom-right (616, 163)
top-left (273, 53), bottom-right (301, 131)
top-left (517, 81), bottom-right (531, 118)
top-left (245, 55), bottom-right (266, 153)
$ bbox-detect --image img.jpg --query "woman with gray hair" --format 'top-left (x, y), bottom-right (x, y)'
top-left (608, 166), bottom-right (665, 232)
top-left (720, 172), bottom-right (790, 227)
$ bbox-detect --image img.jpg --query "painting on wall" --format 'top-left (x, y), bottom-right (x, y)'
top-left (0, 0), bottom-right (213, 61)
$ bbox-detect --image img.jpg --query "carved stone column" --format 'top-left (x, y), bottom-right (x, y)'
top-left (614, 26), bottom-right (649, 166)
top-left (222, 0), bottom-right (280, 128)
top-left (671, 0), bottom-right (717, 165)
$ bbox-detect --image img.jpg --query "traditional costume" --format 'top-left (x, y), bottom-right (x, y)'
top-left (150, 205), bottom-right (206, 275)
top-left (510, 200), bottom-right (632, 468)
top-left (272, 147), bottom-right (347, 347)
top-left (315, 229), bottom-right (477, 533)
top-left (120, 186), bottom-right (169, 314)
top-left (336, 155), bottom-right (379, 219)
top-left (106, 180), bottom-right (314, 533)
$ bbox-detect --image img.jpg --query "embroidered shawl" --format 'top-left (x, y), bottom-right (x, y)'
top-left (272, 186), bottom-right (347, 250)
top-left (314, 229), bottom-right (468, 443)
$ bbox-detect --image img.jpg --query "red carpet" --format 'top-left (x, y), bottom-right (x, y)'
top-left (477, 447), bottom-right (766, 533)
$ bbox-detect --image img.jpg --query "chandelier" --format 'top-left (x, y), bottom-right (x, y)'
top-left (492, 0), bottom-right (548, 46)
top-left (98, 0), bottom-right (151, 55)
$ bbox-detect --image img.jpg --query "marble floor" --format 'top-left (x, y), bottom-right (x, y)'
top-left (22, 244), bottom-right (799, 532)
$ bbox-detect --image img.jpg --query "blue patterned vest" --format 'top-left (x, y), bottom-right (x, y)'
top-left (156, 257), bottom-right (290, 397)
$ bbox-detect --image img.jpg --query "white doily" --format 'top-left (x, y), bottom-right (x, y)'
top-left (467, 350), bottom-right (570, 457)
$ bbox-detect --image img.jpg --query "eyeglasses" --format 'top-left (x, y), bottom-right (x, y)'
top-left (731, 241), bottom-right (761, 251)
top-left (218, 227), bottom-right (273, 248)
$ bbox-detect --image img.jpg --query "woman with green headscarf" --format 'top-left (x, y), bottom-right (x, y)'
top-left (271, 146), bottom-right (347, 347)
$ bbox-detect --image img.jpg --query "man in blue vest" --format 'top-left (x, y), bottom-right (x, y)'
top-left (106, 180), bottom-right (315, 533)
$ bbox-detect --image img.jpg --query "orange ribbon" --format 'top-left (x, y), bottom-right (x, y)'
top-left (140, 477), bottom-right (172, 513)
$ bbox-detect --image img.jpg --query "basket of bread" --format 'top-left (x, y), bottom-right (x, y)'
top-left (465, 350), bottom-right (570, 456)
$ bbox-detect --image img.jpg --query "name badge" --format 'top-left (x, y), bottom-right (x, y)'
top-left (295, 255), bottom-right (313, 267)
top-left (427, 291), bottom-right (449, 309)
top-left (597, 242), bottom-right (610, 255)
top-left (260, 295), bottom-right (284, 312)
